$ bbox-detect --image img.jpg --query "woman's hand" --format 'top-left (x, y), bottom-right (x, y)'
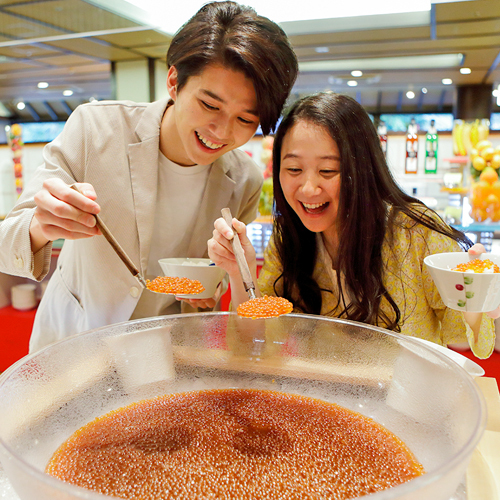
top-left (30, 179), bottom-right (101, 252)
top-left (207, 216), bottom-right (260, 309)
top-left (467, 242), bottom-right (500, 319)
top-left (207, 217), bottom-right (256, 278)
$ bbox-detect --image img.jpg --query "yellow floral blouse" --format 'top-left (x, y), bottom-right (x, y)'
top-left (258, 212), bottom-right (495, 359)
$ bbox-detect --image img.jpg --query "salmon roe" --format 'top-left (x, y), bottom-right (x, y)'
top-left (146, 276), bottom-right (205, 294)
top-left (46, 389), bottom-right (425, 500)
top-left (237, 295), bottom-right (293, 319)
top-left (452, 258), bottom-right (500, 273)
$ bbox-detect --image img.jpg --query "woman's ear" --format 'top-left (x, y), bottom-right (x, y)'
top-left (166, 66), bottom-right (178, 101)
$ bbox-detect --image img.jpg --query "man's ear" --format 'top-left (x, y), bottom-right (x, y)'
top-left (166, 66), bottom-right (178, 101)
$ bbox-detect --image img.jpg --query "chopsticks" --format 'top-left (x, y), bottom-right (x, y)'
top-left (70, 184), bottom-right (148, 288)
top-left (221, 208), bottom-right (256, 300)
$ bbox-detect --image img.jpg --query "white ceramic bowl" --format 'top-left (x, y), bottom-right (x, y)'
top-left (158, 258), bottom-right (226, 299)
top-left (424, 252), bottom-right (500, 312)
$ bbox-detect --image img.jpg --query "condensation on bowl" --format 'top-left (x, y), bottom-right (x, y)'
top-left (0, 313), bottom-right (486, 500)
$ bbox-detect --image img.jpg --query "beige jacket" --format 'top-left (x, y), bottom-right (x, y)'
top-left (0, 99), bottom-right (263, 351)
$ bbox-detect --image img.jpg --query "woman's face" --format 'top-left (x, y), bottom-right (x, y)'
top-left (279, 120), bottom-right (341, 239)
top-left (162, 63), bottom-right (260, 166)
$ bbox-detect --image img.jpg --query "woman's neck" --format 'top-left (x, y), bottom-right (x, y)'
top-left (321, 229), bottom-right (339, 266)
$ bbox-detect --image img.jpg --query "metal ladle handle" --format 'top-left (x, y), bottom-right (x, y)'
top-left (221, 208), bottom-right (256, 300)
top-left (70, 184), bottom-right (147, 288)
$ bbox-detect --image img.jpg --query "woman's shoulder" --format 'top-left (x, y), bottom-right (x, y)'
top-left (388, 205), bottom-right (461, 253)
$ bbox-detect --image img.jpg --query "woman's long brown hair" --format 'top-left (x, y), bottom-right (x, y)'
top-left (271, 92), bottom-right (471, 330)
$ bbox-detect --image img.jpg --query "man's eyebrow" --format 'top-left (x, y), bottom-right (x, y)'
top-left (200, 89), bottom-right (259, 116)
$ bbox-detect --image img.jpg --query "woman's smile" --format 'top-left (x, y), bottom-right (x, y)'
top-left (301, 201), bottom-right (330, 214)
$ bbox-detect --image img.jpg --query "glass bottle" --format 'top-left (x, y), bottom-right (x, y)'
top-left (424, 119), bottom-right (438, 174)
top-left (405, 118), bottom-right (418, 174)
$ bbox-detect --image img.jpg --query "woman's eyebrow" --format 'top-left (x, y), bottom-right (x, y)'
top-left (200, 89), bottom-right (259, 116)
top-left (282, 153), bottom-right (340, 161)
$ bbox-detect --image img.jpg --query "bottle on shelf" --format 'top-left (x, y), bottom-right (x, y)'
top-left (424, 119), bottom-right (438, 174)
top-left (405, 118), bottom-right (418, 174)
top-left (377, 120), bottom-right (388, 158)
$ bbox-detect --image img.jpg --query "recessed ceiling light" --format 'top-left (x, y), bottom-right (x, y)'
top-left (17, 102), bottom-right (25, 110)
top-left (63, 90), bottom-right (74, 96)
top-left (406, 91), bottom-right (415, 99)
top-left (421, 87), bottom-right (428, 94)
top-left (460, 67), bottom-right (471, 74)
top-left (315, 47), bottom-right (329, 53)
top-left (347, 80), bottom-right (358, 87)
top-left (37, 82), bottom-right (49, 89)
top-left (442, 78), bottom-right (453, 85)
top-left (299, 53), bottom-right (462, 73)
top-left (351, 70), bottom-right (363, 77)
top-left (493, 90), bottom-right (499, 97)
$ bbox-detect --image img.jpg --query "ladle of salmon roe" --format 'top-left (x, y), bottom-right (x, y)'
top-left (452, 258), bottom-right (500, 273)
top-left (237, 295), bottom-right (293, 319)
top-left (146, 276), bottom-right (205, 295)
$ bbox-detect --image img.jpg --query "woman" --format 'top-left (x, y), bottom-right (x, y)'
top-left (0, 1), bottom-right (298, 352)
top-left (209, 92), bottom-right (497, 358)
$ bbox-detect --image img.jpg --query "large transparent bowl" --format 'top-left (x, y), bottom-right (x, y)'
top-left (0, 313), bottom-right (486, 500)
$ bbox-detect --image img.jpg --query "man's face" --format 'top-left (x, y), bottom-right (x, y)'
top-left (162, 64), bottom-right (260, 166)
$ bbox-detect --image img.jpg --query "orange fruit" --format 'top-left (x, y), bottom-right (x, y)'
top-left (491, 154), bottom-right (500, 169)
top-left (486, 194), bottom-right (500, 211)
top-left (491, 180), bottom-right (500, 199)
top-left (471, 180), bottom-right (493, 208)
top-left (472, 156), bottom-right (487, 171)
top-left (470, 206), bottom-right (488, 222)
top-left (476, 140), bottom-right (492, 153)
top-left (479, 166), bottom-right (498, 184)
top-left (491, 208), bottom-right (500, 222)
top-left (481, 147), bottom-right (495, 162)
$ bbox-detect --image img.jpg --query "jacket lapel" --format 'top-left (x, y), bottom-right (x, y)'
top-left (128, 99), bottom-right (168, 273)
top-left (186, 158), bottom-right (235, 257)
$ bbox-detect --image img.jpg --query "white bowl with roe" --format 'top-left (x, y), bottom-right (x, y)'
top-left (424, 252), bottom-right (500, 312)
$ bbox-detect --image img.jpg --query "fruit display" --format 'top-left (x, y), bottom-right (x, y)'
top-left (6, 123), bottom-right (23, 197)
top-left (258, 177), bottom-right (273, 216)
top-left (469, 148), bottom-right (500, 222)
top-left (452, 118), bottom-right (489, 157)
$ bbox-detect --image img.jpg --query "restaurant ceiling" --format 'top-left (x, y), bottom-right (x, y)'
top-left (0, 0), bottom-right (499, 123)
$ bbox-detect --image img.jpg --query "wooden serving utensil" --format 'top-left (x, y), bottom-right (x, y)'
top-left (70, 184), bottom-right (149, 289)
top-left (221, 208), bottom-right (256, 301)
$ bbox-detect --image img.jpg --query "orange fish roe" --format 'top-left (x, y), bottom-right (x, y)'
top-left (237, 295), bottom-right (293, 319)
top-left (452, 258), bottom-right (500, 273)
top-left (146, 276), bottom-right (205, 294)
top-left (46, 389), bottom-right (425, 500)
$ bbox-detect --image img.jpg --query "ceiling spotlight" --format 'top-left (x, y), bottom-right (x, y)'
top-left (351, 70), bottom-right (363, 77)
top-left (17, 102), bottom-right (25, 110)
top-left (421, 87), bottom-right (428, 94)
top-left (37, 82), bottom-right (49, 89)
top-left (442, 78), bottom-right (453, 85)
top-left (406, 91), bottom-right (415, 99)
top-left (460, 67), bottom-right (471, 74)
top-left (63, 90), bottom-right (74, 96)
top-left (347, 80), bottom-right (358, 87)
top-left (315, 47), bottom-right (329, 53)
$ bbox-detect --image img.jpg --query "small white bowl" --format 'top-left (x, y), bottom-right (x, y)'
top-left (424, 252), bottom-right (500, 312)
top-left (158, 258), bottom-right (226, 299)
